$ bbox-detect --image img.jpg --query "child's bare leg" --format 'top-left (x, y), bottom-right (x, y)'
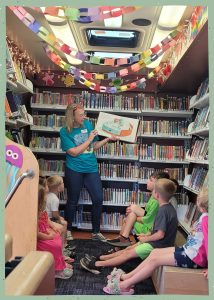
top-left (121, 247), bottom-right (175, 281)
top-left (96, 248), bottom-right (138, 267)
top-left (120, 212), bottom-right (137, 238)
top-left (120, 247), bottom-right (175, 290)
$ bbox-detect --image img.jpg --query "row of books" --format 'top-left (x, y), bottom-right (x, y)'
top-left (192, 106), bottom-right (209, 131)
top-left (184, 168), bottom-right (208, 193)
top-left (139, 144), bottom-right (186, 161)
top-left (139, 167), bottom-right (188, 182)
top-left (38, 158), bottom-right (187, 182)
top-left (32, 114), bottom-right (65, 128)
top-left (59, 187), bottom-right (188, 206)
top-left (32, 90), bottom-right (191, 112)
top-left (5, 92), bottom-right (31, 122)
top-left (79, 188), bottom-right (150, 206)
top-left (78, 211), bottom-right (125, 229)
top-left (38, 159), bottom-right (65, 173)
top-left (6, 43), bottom-right (27, 86)
top-left (196, 77), bottom-right (209, 100)
top-left (82, 91), bottom-right (191, 111)
top-left (187, 137), bottom-right (208, 161)
top-left (30, 135), bottom-right (61, 150)
top-left (140, 120), bottom-right (189, 136)
top-left (98, 162), bottom-right (139, 180)
top-left (6, 129), bottom-right (25, 145)
top-left (177, 203), bottom-right (201, 229)
top-left (32, 90), bottom-right (81, 105)
top-left (96, 141), bottom-right (139, 158)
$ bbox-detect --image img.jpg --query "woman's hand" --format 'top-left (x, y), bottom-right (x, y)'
top-left (108, 135), bottom-right (119, 142)
top-left (88, 130), bottom-right (98, 143)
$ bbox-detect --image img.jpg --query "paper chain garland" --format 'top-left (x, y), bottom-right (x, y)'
top-left (37, 6), bottom-right (138, 23)
top-left (44, 43), bottom-right (162, 93)
top-left (9, 5), bottom-right (181, 83)
top-left (9, 6), bottom-right (180, 68)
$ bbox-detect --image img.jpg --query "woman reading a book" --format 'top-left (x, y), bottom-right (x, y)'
top-left (60, 103), bottom-right (116, 242)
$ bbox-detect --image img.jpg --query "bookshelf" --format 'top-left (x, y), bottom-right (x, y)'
top-left (30, 89), bottom-right (191, 232)
top-left (179, 78), bottom-right (209, 233)
top-left (5, 43), bottom-right (34, 145)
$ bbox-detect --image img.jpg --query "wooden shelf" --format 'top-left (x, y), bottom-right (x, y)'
top-left (158, 22), bottom-right (208, 94)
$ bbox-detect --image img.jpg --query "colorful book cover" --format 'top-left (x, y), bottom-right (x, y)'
top-left (96, 112), bottom-right (139, 143)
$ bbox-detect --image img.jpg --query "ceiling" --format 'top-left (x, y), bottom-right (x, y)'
top-left (6, 6), bottom-right (195, 75)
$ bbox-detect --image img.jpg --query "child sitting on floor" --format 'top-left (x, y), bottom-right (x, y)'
top-left (46, 175), bottom-right (72, 243)
top-left (37, 184), bottom-right (73, 279)
top-left (103, 189), bottom-right (208, 295)
top-left (80, 178), bottom-right (178, 276)
top-left (106, 171), bottom-right (170, 248)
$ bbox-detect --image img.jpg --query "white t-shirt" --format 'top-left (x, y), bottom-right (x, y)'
top-left (46, 192), bottom-right (59, 218)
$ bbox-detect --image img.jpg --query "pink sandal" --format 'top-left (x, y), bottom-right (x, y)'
top-left (107, 267), bottom-right (125, 280)
top-left (103, 279), bottom-right (134, 295)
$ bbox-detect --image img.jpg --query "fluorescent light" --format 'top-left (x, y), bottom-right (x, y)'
top-left (93, 52), bottom-right (132, 58)
top-left (104, 16), bottom-right (122, 28)
top-left (147, 6), bottom-right (186, 68)
top-left (158, 6), bottom-right (186, 29)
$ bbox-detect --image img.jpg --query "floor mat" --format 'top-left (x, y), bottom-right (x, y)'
top-left (55, 239), bottom-right (156, 295)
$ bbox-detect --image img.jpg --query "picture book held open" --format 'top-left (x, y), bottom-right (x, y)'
top-left (96, 112), bottom-right (139, 143)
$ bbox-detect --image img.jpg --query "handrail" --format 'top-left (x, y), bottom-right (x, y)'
top-left (5, 169), bottom-right (35, 208)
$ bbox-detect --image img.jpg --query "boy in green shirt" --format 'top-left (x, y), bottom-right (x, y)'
top-left (106, 171), bottom-right (170, 248)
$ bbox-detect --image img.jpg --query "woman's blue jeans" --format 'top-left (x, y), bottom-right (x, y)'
top-left (65, 166), bottom-right (103, 233)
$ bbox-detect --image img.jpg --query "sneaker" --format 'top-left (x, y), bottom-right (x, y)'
top-left (80, 257), bottom-right (102, 275)
top-left (65, 244), bottom-right (76, 251)
top-left (106, 236), bottom-right (131, 248)
top-left (55, 268), bottom-right (73, 279)
top-left (85, 253), bottom-right (98, 261)
top-left (66, 231), bottom-right (73, 241)
top-left (91, 232), bottom-right (107, 242)
top-left (102, 248), bottom-right (115, 256)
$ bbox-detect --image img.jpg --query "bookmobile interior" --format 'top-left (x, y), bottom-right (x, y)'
top-left (5, 4), bottom-right (209, 296)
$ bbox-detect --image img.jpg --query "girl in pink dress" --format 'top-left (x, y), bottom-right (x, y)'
top-left (37, 185), bottom-right (73, 279)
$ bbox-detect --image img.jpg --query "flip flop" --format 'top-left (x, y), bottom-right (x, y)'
top-left (103, 286), bottom-right (134, 295)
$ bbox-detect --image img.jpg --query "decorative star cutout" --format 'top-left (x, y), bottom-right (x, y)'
top-left (42, 72), bottom-right (54, 86)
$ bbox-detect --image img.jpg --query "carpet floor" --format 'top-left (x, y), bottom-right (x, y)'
top-left (55, 239), bottom-right (156, 295)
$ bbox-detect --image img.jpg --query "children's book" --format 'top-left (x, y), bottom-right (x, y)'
top-left (96, 112), bottom-right (139, 143)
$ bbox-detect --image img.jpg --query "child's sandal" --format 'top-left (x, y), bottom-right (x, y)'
top-left (103, 278), bottom-right (134, 295)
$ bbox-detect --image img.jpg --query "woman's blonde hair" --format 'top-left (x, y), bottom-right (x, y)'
top-left (154, 178), bottom-right (176, 201)
top-left (197, 189), bottom-right (209, 212)
top-left (65, 103), bottom-right (83, 132)
top-left (47, 175), bottom-right (63, 191)
top-left (38, 184), bottom-right (46, 213)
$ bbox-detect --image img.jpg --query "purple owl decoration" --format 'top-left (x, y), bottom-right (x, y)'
top-left (6, 145), bottom-right (23, 193)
